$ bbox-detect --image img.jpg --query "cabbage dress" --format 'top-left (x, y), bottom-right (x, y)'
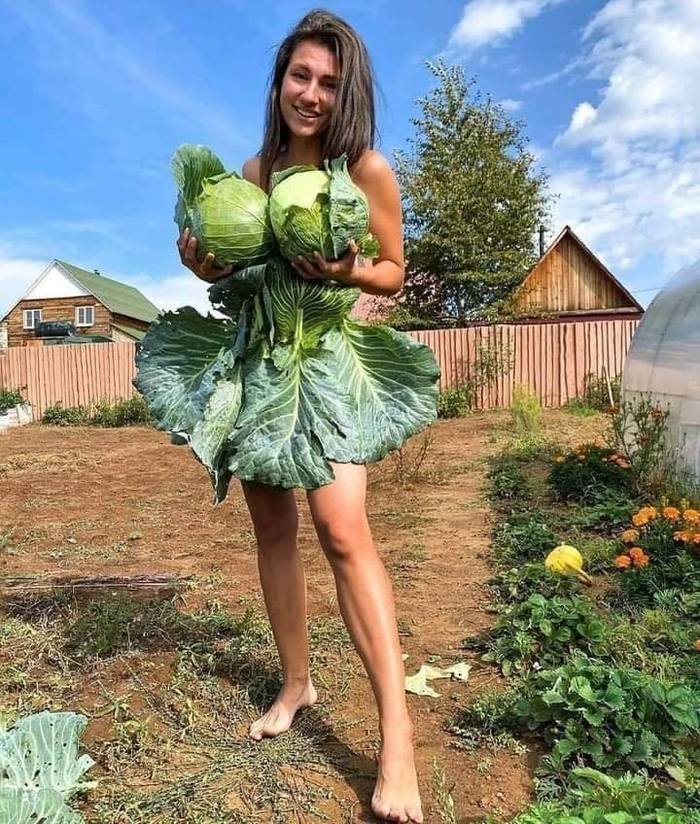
top-left (135, 256), bottom-right (440, 504)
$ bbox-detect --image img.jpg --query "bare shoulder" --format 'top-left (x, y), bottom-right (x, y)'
top-left (241, 156), bottom-right (262, 187)
top-left (350, 149), bottom-right (394, 183)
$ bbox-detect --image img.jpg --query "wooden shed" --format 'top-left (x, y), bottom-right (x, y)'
top-left (508, 225), bottom-right (644, 321)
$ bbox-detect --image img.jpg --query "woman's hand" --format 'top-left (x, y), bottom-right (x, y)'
top-left (292, 239), bottom-right (371, 287)
top-left (176, 227), bottom-right (233, 283)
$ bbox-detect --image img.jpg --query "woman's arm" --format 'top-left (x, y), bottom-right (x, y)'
top-left (349, 150), bottom-right (405, 297)
top-left (293, 150), bottom-right (405, 297)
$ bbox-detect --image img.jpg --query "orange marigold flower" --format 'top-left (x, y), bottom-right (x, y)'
top-left (620, 529), bottom-right (640, 544)
top-left (693, 533), bottom-right (700, 545)
top-left (632, 512), bottom-right (650, 527)
top-left (674, 530), bottom-right (691, 542)
top-left (683, 509), bottom-right (700, 524)
top-left (695, 639), bottom-right (700, 653)
top-left (614, 554), bottom-right (632, 569)
top-left (663, 506), bottom-right (681, 521)
top-left (643, 506), bottom-right (658, 519)
top-left (628, 547), bottom-right (650, 567)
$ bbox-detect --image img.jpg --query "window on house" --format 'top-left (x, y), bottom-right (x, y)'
top-left (75, 306), bottom-right (95, 327)
top-left (22, 309), bottom-right (42, 330)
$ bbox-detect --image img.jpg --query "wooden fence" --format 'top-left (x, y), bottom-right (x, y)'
top-left (0, 318), bottom-right (639, 419)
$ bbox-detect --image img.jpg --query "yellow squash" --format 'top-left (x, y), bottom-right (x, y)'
top-left (545, 543), bottom-right (593, 585)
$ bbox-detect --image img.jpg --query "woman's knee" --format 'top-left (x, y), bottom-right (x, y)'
top-left (314, 514), bottom-right (371, 565)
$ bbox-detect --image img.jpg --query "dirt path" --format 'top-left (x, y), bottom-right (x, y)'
top-left (0, 413), bottom-right (556, 822)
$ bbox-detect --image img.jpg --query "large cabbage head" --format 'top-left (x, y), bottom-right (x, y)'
top-left (268, 155), bottom-right (379, 262)
top-left (172, 144), bottom-right (275, 269)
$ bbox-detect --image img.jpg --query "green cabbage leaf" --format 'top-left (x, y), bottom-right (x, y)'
top-left (135, 258), bottom-right (439, 501)
top-left (0, 711), bottom-right (96, 823)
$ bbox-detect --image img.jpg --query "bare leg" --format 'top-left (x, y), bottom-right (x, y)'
top-left (307, 464), bottom-right (423, 824)
top-left (241, 481), bottom-right (317, 740)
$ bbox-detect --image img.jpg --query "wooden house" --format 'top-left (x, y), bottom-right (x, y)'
top-left (351, 225), bottom-right (643, 326)
top-left (0, 259), bottom-right (160, 347)
top-left (507, 225), bottom-right (644, 321)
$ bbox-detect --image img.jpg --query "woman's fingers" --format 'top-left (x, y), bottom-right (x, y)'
top-left (294, 256), bottom-right (322, 279)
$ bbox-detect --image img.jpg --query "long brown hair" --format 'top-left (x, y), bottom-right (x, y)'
top-left (259, 9), bottom-right (378, 193)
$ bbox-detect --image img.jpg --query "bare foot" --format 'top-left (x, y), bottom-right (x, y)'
top-left (371, 720), bottom-right (423, 823)
top-left (248, 679), bottom-right (318, 741)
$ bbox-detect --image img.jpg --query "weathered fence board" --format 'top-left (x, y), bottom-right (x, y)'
top-left (0, 319), bottom-right (639, 418)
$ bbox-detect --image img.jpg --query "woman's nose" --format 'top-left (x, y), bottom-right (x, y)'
top-left (299, 80), bottom-right (320, 104)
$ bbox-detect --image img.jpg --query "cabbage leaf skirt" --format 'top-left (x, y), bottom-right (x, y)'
top-left (134, 257), bottom-right (440, 503)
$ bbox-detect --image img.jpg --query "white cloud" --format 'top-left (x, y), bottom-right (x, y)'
top-left (499, 98), bottom-right (523, 112)
top-left (547, 0), bottom-right (700, 288)
top-left (448, 0), bottom-right (567, 50)
top-left (0, 256), bottom-right (48, 319)
top-left (558, 0), bottom-right (700, 153)
top-left (129, 272), bottom-right (219, 317)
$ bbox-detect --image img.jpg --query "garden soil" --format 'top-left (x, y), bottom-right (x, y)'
top-left (0, 410), bottom-right (605, 823)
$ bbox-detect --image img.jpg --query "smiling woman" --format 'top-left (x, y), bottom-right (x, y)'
top-left (157, 10), bottom-right (434, 824)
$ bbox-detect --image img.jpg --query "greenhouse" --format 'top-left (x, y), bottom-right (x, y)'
top-left (622, 260), bottom-right (700, 478)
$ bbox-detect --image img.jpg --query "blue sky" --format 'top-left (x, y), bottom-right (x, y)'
top-left (1, 0), bottom-right (698, 315)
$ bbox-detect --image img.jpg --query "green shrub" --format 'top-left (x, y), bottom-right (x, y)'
top-left (512, 384), bottom-right (542, 435)
top-left (513, 654), bottom-right (700, 773)
top-left (0, 388), bottom-right (26, 415)
top-left (548, 443), bottom-right (634, 502)
top-left (501, 768), bottom-right (700, 824)
top-left (91, 395), bottom-right (151, 427)
top-left (468, 593), bottom-right (608, 676)
top-left (437, 382), bottom-right (475, 418)
top-left (583, 372), bottom-right (621, 410)
top-left (609, 395), bottom-right (674, 498)
top-left (492, 512), bottom-right (560, 566)
top-left (564, 493), bottom-right (639, 534)
top-left (486, 456), bottom-right (534, 509)
top-left (41, 396), bottom-right (151, 427)
top-left (42, 402), bottom-right (91, 425)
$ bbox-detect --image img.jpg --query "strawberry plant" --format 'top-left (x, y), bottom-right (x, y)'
top-left (469, 594), bottom-right (608, 675)
top-left (487, 563), bottom-right (580, 605)
top-left (513, 655), bottom-right (700, 773)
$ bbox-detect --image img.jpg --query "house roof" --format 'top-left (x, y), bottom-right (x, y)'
top-left (56, 260), bottom-right (160, 323)
top-left (512, 225), bottom-right (644, 313)
top-left (111, 321), bottom-right (147, 341)
top-left (1, 259), bottom-right (160, 324)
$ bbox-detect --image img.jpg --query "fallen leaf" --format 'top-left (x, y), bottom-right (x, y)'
top-left (404, 668), bottom-right (441, 697)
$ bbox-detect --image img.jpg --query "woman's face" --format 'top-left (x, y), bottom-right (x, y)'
top-left (279, 40), bottom-right (339, 140)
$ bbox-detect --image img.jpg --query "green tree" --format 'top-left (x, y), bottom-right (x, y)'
top-left (394, 61), bottom-right (553, 326)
